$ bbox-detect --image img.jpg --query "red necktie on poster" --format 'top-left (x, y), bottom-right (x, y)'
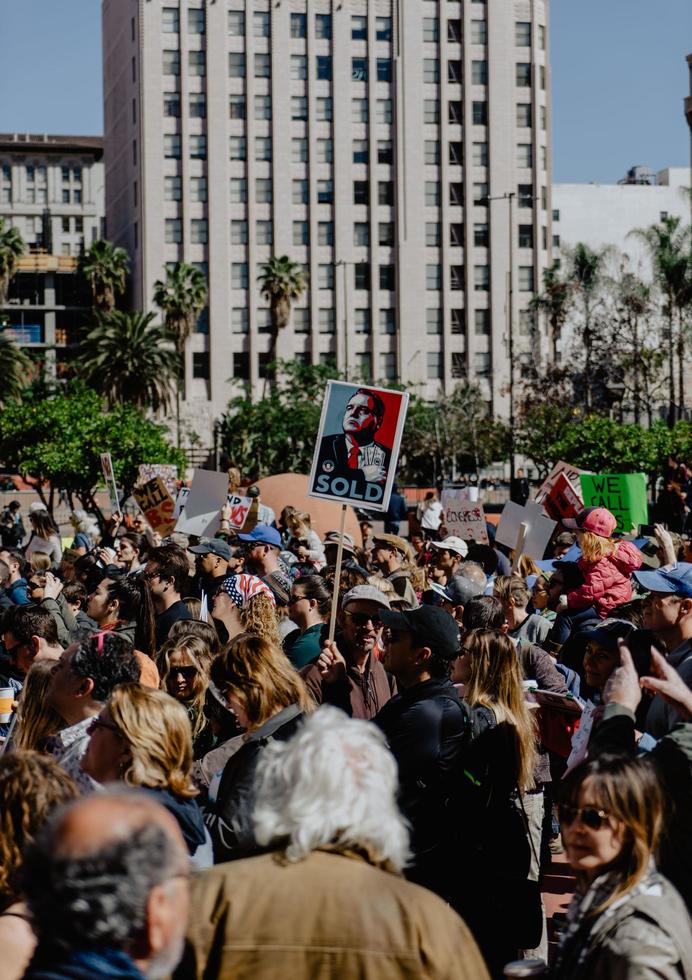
top-left (347, 445), bottom-right (359, 469)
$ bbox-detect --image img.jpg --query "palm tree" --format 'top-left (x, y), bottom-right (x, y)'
top-left (0, 218), bottom-right (25, 306)
top-left (530, 260), bottom-right (573, 363)
top-left (0, 334), bottom-right (33, 402)
top-left (567, 243), bottom-right (611, 411)
top-left (152, 262), bottom-right (208, 443)
top-left (257, 256), bottom-right (307, 386)
top-left (80, 239), bottom-right (130, 312)
top-left (76, 310), bottom-right (178, 413)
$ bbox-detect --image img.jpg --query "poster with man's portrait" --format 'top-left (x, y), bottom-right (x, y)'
top-left (308, 382), bottom-right (409, 512)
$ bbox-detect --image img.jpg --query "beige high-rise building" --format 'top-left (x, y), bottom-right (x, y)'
top-left (103, 0), bottom-right (552, 444)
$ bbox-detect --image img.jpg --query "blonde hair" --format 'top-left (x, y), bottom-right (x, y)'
top-left (15, 660), bottom-right (64, 752)
top-left (287, 510), bottom-right (313, 540)
top-left (241, 592), bottom-right (282, 646)
top-left (580, 530), bottom-right (617, 563)
top-left (109, 683), bottom-right (197, 798)
top-left (183, 596), bottom-right (201, 619)
top-left (210, 633), bottom-right (313, 732)
top-left (159, 634), bottom-right (214, 740)
top-left (29, 553), bottom-right (51, 573)
top-left (493, 574), bottom-right (531, 610)
top-left (516, 555), bottom-right (541, 578)
top-left (463, 629), bottom-right (537, 792)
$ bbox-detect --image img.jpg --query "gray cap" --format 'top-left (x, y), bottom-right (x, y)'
top-left (444, 574), bottom-right (485, 606)
top-left (342, 584), bottom-right (391, 611)
top-left (324, 531), bottom-right (356, 555)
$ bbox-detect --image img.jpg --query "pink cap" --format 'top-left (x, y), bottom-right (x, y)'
top-left (563, 506), bottom-right (617, 538)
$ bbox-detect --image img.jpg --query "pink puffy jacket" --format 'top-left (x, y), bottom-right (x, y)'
top-left (567, 540), bottom-right (643, 619)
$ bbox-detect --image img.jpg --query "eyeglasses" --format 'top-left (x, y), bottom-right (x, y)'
top-left (288, 594), bottom-right (306, 605)
top-left (4, 640), bottom-right (27, 659)
top-left (171, 665), bottom-right (197, 680)
top-left (344, 611), bottom-right (381, 627)
top-left (558, 804), bottom-right (611, 830)
top-left (87, 717), bottom-right (123, 737)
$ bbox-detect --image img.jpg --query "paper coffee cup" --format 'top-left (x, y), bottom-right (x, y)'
top-left (467, 486), bottom-right (479, 502)
top-left (0, 687), bottom-right (14, 724)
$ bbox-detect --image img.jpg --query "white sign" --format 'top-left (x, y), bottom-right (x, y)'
top-left (175, 470), bottom-right (228, 537)
top-left (174, 486), bottom-right (251, 532)
top-left (535, 460), bottom-right (588, 505)
top-left (441, 490), bottom-right (489, 544)
top-left (495, 501), bottom-right (557, 561)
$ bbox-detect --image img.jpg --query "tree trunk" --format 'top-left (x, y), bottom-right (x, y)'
top-left (677, 312), bottom-right (685, 420)
top-left (667, 307), bottom-right (676, 427)
top-left (632, 314), bottom-right (641, 426)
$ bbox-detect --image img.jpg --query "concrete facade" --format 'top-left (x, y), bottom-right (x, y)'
top-left (102, 0), bottom-right (553, 446)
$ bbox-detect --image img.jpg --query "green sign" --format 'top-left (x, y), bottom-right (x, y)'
top-left (579, 473), bottom-right (648, 534)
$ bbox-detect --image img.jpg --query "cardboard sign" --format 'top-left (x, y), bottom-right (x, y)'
top-left (132, 477), bottom-right (176, 536)
top-left (542, 472), bottom-right (582, 522)
top-left (174, 486), bottom-right (252, 532)
top-left (495, 501), bottom-right (557, 561)
top-left (535, 460), bottom-right (587, 505)
top-left (175, 469), bottom-right (228, 537)
top-left (441, 490), bottom-right (489, 544)
top-left (579, 473), bottom-right (649, 535)
top-left (173, 487), bottom-right (190, 521)
top-left (99, 452), bottom-right (121, 517)
top-left (308, 381), bottom-right (409, 513)
top-left (137, 464), bottom-right (178, 498)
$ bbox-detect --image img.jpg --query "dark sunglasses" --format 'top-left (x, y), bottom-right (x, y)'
top-left (345, 611), bottom-right (382, 627)
top-left (558, 804), bottom-right (611, 830)
top-left (171, 665), bottom-right (197, 680)
top-left (88, 717), bottom-right (122, 737)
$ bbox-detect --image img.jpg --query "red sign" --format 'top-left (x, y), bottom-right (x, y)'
top-left (542, 472), bottom-right (582, 521)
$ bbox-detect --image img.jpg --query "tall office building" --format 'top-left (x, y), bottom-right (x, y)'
top-left (103, 0), bottom-right (552, 443)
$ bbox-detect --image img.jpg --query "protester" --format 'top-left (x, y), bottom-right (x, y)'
top-left (237, 524), bottom-right (292, 607)
top-left (24, 506), bottom-right (62, 564)
top-left (0, 752), bottom-right (78, 980)
top-left (211, 573), bottom-right (280, 647)
top-left (169, 617), bottom-right (222, 656)
top-left (494, 574), bottom-right (552, 646)
top-left (62, 582), bottom-right (93, 632)
top-left (2, 604), bottom-right (63, 676)
top-left (429, 535), bottom-right (469, 586)
top-left (284, 510), bottom-right (325, 565)
top-left (85, 573), bottom-right (159, 681)
top-left (159, 633), bottom-right (214, 757)
top-left (510, 467), bottom-right (531, 506)
top-left (145, 545), bottom-right (193, 646)
top-left (69, 510), bottom-right (99, 555)
top-left (302, 584), bottom-right (395, 719)
top-left (416, 490), bottom-right (443, 538)
top-left (554, 754), bottom-right (692, 979)
top-left (383, 482), bottom-right (408, 534)
top-left (0, 548), bottom-right (30, 605)
top-left (0, 500), bottom-right (25, 549)
top-left (180, 707), bottom-right (490, 980)
top-left (437, 574), bottom-right (484, 626)
top-left (13, 659), bottom-right (63, 751)
top-left (531, 572), bottom-right (556, 620)
top-left (22, 791), bottom-right (191, 979)
top-left (283, 574), bottom-right (330, 668)
top-left (115, 530), bottom-right (147, 576)
top-left (247, 484), bottom-right (276, 526)
top-left (189, 537), bottom-right (233, 607)
top-left (553, 530), bottom-right (577, 558)
top-left (371, 533), bottom-right (419, 607)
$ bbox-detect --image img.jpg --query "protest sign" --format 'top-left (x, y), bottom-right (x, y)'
top-left (579, 473), bottom-right (648, 535)
top-left (535, 460), bottom-right (587, 505)
top-left (542, 472), bottom-right (582, 522)
top-left (99, 452), bottom-right (121, 517)
top-left (495, 501), bottom-right (557, 561)
top-left (137, 464), bottom-right (178, 498)
top-left (308, 381), bottom-right (409, 513)
top-left (440, 490), bottom-right (489, 544)
top-left (175, 469), bottom-right (228, 537)
top-left (132, 477), bottom-right (176, 536)
top-left (174, 485), bottom-right (252, 532)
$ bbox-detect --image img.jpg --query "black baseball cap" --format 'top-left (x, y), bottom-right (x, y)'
top-left (189, 537), bottom-right (232, 561)
top-left (380, 605), bottom-right (460, 659)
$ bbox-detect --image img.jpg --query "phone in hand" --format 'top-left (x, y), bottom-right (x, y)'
top-left (640, 523), bottom-right (666, 536)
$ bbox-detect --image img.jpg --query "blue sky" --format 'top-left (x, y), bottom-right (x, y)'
top-left (0, 0), bottom-right (689, 183)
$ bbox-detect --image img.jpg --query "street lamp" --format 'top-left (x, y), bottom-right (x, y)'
top-left (334, 259), bottom-right (350, 380)
top-left (486, 191), bottom-right (516, 483)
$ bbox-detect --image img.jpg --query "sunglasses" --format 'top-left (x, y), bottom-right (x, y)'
top-left (171, 665), bottom-right (197, 680)
top-left (558, 804), bottom-right (611, 830)
top-left (88, 717), bottom-right (122, 737)
top-left (344, 611), bottom-right (382, 627)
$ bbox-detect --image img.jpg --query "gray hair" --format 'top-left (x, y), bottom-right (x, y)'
top-left (252, 705), bottom-right (410, 872)
top-left (457, 560), bottom-right (487, 588)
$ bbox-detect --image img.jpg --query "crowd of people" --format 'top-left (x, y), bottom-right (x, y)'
top-left (1, 478), bottom-right (692, 980)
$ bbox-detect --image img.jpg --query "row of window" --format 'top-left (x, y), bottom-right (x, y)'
top-left (227, 11), bottom-right (392, 41)
top-left (424, 264), bottom-right (535, 291)
top-left (422, 18), bottom-right (544, 48)
top-left (0, 187), bottom-right (82, 205)
top-left (162, 7), bottom-right (205, 34)
top-left (228, 52), bottom-right (333, 80)
top-left (0, 164), bottom-right (82, 182)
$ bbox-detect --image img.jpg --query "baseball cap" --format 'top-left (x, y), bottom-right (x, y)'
top-left (189, 537), bottom-right (232, 561)
top-left (324, 531), bottom-right (356, 556)
top-left (430, 535), bottom-right (469, 558)
top-left (585, 619), bottom-right (635, 651)
top-left (380, 605), bottom-right (460, 659)
top-left (372, 533), bottom-right (411, 558)
top-left (633, 563), bottom-right (692, 599)
top-left (342, 584), bottom-right (391, 611)
top-left (563, 507), bottom-right (617, 538)
top-left (238, 525), bottom-right (282, 548)
top-left (444, 574), bottom-right (485, 606)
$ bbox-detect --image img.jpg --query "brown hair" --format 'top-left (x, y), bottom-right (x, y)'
top-left (0, 751), bottom-right (77, 909)
top-left (29, 553), bottom-right (51, 573)
top-left (493, 574), bottom-right (531, 609)
top-left (580, 530), bottom-right (617, 563)
top-left (14, 659), bottom-right (64, 752)
top-left (159, 634), bottom-right (214, 739)
top-left (210, 633), bottom-right (313, 731)
top-left (108, 683), bottom-right (197, 798)
top-left (168, 618), bottom-right (221, 656)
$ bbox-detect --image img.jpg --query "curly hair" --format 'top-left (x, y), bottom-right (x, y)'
top-left (70, 631), bottom-right (141, 702)
top-left (241, 592), bottom-right (282, 646)
top-left (0, 751), bottom-right (78, 910)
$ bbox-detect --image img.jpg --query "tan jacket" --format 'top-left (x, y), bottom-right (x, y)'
top-left (176, 848), bottom-right (490, 980)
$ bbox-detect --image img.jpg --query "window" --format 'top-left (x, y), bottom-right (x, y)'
top-left (293, 221), bottom-right (309, 246)
top-left (378, 182), bottom-right (394, 206)
top-left (426, 308), bottom-right (442, 335)
top-left (255, 136), bottom-right (272, 161)
top-left (292, 138), bottom-right (308, 163)
top-left (472, 101), bottom-right (487, 125)
top-left (471, 20), bottom-right (487, 44)
top-left (450, 222), bottom-right (464, 246)
top-left (473, 142), bottom-right (488, 167)
top-left (254, 11), bottom-right (270, 37)
top-left (352, 57), bottom-right (368, 82)
top-left (517, 144), bottom-right (533, 168)
top-left (376, 17), bottom-right (392, 41)
top-left (451, 265), bottom-right (464, 290)
top-left (315, 14), bottom-right (331, 39)
top-left (319, 309), bottom-right (335, 333)
top-left (448, 61), bottom-right (462, 83)
top-left (515, 21), bottom-right (531, 46)
top-left (228, 10), bottom-right (245, 35)
top-left (448, 19), bottom-right (462, 42)
top-left (379, 265), bottom-right (395, 290)
top-left (379, 353), bottom-right (397, 380)
top-left (473, 222), bottom-right (489, 246)
top-left (317, 139), bottom-right (333, 163)
top-left (516, 63), bottom-right (532, 87)
top-left (474, 265), bottom-right (489, 291)
top-left (316, 56), bottom-right (331, 80)
top-left (61, 217), bottom-right (71, 234)
top-left (294, 309), bottom-right (310, 334)
top-left (292, 180), bottom-right (308, 204)
top-left (256, 220), bottom-right (273, 245)
top-left (163, 49), bottom-right (180, 75)
top-left (189, 94), bottom-right (206, 118)
top-left (316, 97), bottom-right (332, 121)
top-left (540, 105), bottom-right (547, 130)
top-left (189, 50), bottom-right (205, 75)
top-left (291, 13), bottom-right (306, 38)
top-left (377, 59), bottom-right (392, 82)
top-left (518, 224), bottom-right (533, 248)
top-left (377, 100), bottom-right (393, 124)
top-left (256, 178), bottom-right (272, 203)
top-left (423, 17), bottom-right (439, 42)
top-left (452, 309), bottom-right (466, 335)
top-left (255, 53), bottom-right (271, 78)
top-left (426, 264), bottom-right (441, 290)
top-left (474, 352), bottom-right (491, 376)
top-left (424, 100), bottom-right (439, 125)
top-left (357, 352), bottom-right (372, 381)
top-left (231, 263), bottom-right (248, 289)
top-left (518, 183), bottom-right (534, 207)
top-left (519, 309), bottom-right (536, 336)
top-left (352, 16), bottom-right (367, 40)
top-left (163, 94), bottom-right (181, 117)
top-left (540, 145), bottom-right (547, 171)
top-left (451, 354), bottom-right (466, 379)
top-left (318, 265), bottom-right (334, 290)
top-left (231, 220), bottom-right (248, 245)
top-left (229, 95), bottom-right (246, 119)
top-left (191, 219), bottom-right (208, 244)
top-left (379, 222), bottom-right (394, 246)
top-left (352, 98), bottom-right (369, 123)
top-left (377, 140), bottom-right (393, 165)
top-left (165, 218), bottom-right (182, 244)
top-left (193, 352), bottom-right (210, 379)
top-left (256, 95), bottom-right (272, 120)
top-left (188, 8), bottom-right (205, 33)
top-left (426, 222), bottom-right (440, 246)
top-left (190, 134), bottom-right (206, 158)
top-left (353, 140), bottom-right (368, 164)
top-left (427, 352), bottom-right (443, 380)
top-left (519, 266), bottom-right (534, 291)
top-left (318, 222), bottom-right (334, 246)
top-left (425, 141), bottom-right (440, 165)
top-left (472, 60), bottom-right (487, 84)
top-left (540, 65), bottom-right (546, 90)
top-left (233, 352), bottom-right (250, 380)
top-left (230, 135), bottom-right (247, 160)
top-left (354, 181), bottom-right (369, 205)
top-left (354, 263), bottom-right (370, 290)
top-left (451, 182), bottom-right (464, 205)
top-left (516, 103), bottom-right (532, 127)
top-left (449, 100), bottom-right (463, 124)
top-left (474, 309), bottom-right (490, 335)
top-left (162, 8), bottom-right (179, 32)
top-left (355, 309), bottom-right (371, 334)
top-left (164, 175), bottom-right (182, 201)
top-left (232, 309), bottom-right (249, 334)
top-left (354, 223), bottom-right (369, 246)
top-left (229, 52), bottom-right (246, 77)
top-left (291, 55), bottom-right (307, 80)
top-left (553, 234), bottom-right (561, 248)
top-left (164, 133), bottom-right (181, 158)
top-left (380, 309), bottom-right (396, 334)
top-left (425, 181), bottom-right (440, 206)
top-left (538, 24), bottom-right (546, 49)
top-left (317, 180), bottom-right (333, 204)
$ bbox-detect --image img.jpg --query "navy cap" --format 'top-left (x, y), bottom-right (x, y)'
top-left (238, 525), bottom-right (282, 548)
top-left (380, 605), bottom-right (460, 659)
top-left (190, 537), bottom-right (232, 561)
top-left (585, 619), bottom-right (635, 651)
top-left (444, 575), bottom-right (484, 606)
top-left (633, 563), bottom-right (692, 598)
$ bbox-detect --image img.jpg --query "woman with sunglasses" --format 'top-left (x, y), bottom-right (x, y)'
top-left (159, 633), bottom-right (214, 758)
top-left (81, 682), bottom-right (212, 868)
top-left (284, 574), bottom-right (331, 669)
top-left (554, 753), bottom-right (692, 979)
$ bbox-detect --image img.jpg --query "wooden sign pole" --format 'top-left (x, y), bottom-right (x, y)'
top-left (512, 521), bottom-right (528, 572)
top-left (327, 504), bottom-right (348, 643)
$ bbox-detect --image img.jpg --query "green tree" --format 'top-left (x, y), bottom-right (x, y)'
top-left (76, 310), bottom-right (178, 413)
top-left (80, 239), bottom-right (130, 313)
top-left (0, 218), bottom-right (25, 306)
top-left (567, 243), bottom-right (612, 409)
top-left (257, 256), bottom-right (307, 386)
top-left (548, 416), bottom-right (667, 478)
top-left (153, 261), bottom-right (208, 444)
top-left (530, 260), bottom-right (573, 363)
top-left (0, 335), bottom-right (34, 403)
